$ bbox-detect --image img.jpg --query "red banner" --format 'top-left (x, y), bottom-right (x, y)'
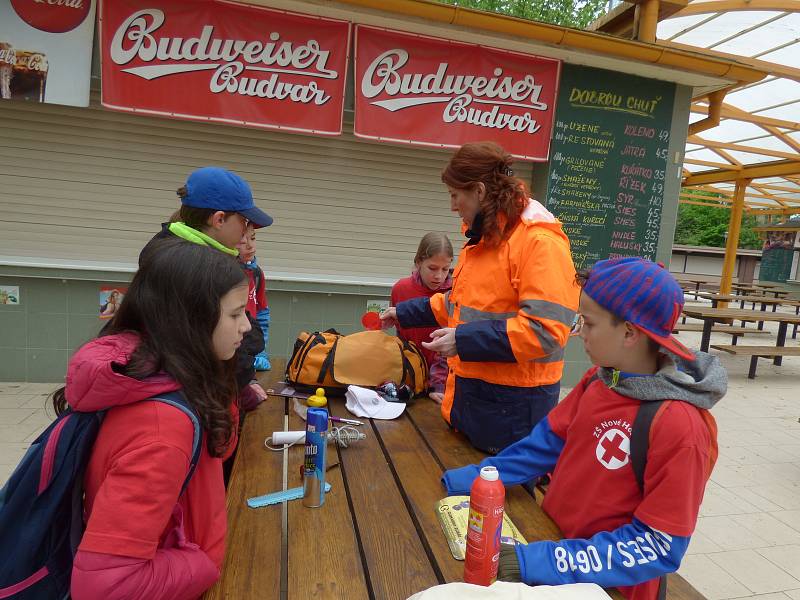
top-left (354, 26), bottom-right (561, 161)
top-left (100, 0), bottom-right (350, 136)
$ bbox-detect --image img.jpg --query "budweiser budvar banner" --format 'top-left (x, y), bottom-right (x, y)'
top-left (100, 0), bottom-right (350, 135)
top-left (1, 0), bottom-right (95, 107)
top-left (354, 26), bottom-right (561, 161)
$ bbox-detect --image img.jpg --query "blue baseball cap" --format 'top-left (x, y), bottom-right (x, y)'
top-left (583, 257), bottom-right (694, 360)
top-left (182, 167), bottom-right (273, 228)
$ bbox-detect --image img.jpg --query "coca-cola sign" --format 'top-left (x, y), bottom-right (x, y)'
top-left (100, 0), bottom-right (350, 136)
top-left (354, 26), bottom-right (560, 161)
top-left (11, 0), bottom-right (91, 34)
top-left (1, 0), bottom-right (94, 106)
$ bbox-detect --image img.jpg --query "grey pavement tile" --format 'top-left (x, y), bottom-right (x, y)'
top-left (0, 394), bottom-right (41, 409)
top-left (678, 553), bottom-right (751, 599)
top-left (0, 408), bottom-right (43, 425)
top-left (708, 549), bottom-right (800, 595)
top-left (696, 515), bottom-right (770, 550)
top-left (757, 546), bottom-right (800, 582)
top-left (772, 510), bottom-right (800, 531)
top-left (0, 383), bottom-right (26, 394)
top-left (730, 513), bottom-right (800, 546)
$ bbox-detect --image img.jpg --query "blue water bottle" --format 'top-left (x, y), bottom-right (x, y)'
top-left (302, 407), bottom-right (329, 508)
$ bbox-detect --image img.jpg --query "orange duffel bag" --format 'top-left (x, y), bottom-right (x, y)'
top-left (285, 329), bottom-right (428, 396)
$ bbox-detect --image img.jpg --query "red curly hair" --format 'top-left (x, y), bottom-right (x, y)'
top-left (441, 142), bottom-right (528, 247)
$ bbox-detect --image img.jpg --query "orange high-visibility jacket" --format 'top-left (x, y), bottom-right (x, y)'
top-left (396, 200), bottom-right (579, 450)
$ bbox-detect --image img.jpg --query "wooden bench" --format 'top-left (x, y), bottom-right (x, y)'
top-left (710, 344), bottom-right (800, 378)
top-left (673, 324), bottom-right (770, 345)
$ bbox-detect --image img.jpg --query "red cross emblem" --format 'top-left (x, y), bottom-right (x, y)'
top-left (595, 428), bottom-right (630, 470)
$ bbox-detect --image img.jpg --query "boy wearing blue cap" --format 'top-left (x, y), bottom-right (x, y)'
top-left (141, 166), bottom-right (273, 261)
top-left (442, 257), bottom-right (725, 600)
top-left (140, 166), bottom-right (274, 408)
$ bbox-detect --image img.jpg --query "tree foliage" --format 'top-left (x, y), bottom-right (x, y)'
top-left (436, 0), bottom-right (609, 29)
top-left (674, 203), bottom-right (762, 250)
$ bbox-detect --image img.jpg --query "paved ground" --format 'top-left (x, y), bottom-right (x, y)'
top-left (2, 306), bottom-right (799, 599)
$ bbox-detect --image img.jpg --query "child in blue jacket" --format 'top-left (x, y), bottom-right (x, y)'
top-left (442, 258), bottom-right (725, 600)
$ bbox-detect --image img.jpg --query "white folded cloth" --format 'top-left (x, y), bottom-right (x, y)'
top-left (407, 582), bottom-right (611, 600)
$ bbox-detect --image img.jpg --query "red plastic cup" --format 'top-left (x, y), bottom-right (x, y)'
top-left (361, 311), bottom-right (381, 330)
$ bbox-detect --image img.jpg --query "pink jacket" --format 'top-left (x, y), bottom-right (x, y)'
top-left (66, 333), bottom-right (232, 600)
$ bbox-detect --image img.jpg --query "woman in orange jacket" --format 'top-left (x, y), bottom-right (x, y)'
top-left (382, 142), bottom-right (579, 454)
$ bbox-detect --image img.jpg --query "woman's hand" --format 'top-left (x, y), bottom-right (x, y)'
top-left (380, 307), bottom-right (399, 329)
top-left (422, 327), bottom-right (457, 357)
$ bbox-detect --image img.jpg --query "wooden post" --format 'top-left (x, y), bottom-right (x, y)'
top-left (719, 179), bottom-right (750, 305)
top-left (637, 0), bottom-right (660, 43)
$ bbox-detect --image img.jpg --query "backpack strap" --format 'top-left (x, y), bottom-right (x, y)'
top-left (150, 391), bottom-right (203, 497)
top-left (630, 399), bottom-right (668, 600)
top-left (630, 400), bottom-right (665, 493)
top-left (317, 337), bottom-right (339, 384)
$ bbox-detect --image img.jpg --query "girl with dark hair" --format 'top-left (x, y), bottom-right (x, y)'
top-left (382, 142), bottom-right (579, 454)
top-left (53, 239), bottom-right (251, 600)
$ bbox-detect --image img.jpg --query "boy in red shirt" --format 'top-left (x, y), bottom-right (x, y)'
top-left (442, 258), bottom-right (725, 600)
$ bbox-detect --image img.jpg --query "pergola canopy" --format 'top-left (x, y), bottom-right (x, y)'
top-left (657, 2), bottom-right (800, 214)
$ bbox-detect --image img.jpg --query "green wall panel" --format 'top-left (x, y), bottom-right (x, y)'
top-left (0, 272), bottom-right (392, 382)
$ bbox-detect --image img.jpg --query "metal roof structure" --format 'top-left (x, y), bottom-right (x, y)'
top-left (588, 0), bottom-right (800, 290)
top-left (656, 1), bottom-right (800, 215)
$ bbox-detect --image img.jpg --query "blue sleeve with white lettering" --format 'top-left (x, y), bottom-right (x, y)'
top-left (514, 517), bottom-right (689, 588)
top-left (442, 417), bottom-right (564, 494)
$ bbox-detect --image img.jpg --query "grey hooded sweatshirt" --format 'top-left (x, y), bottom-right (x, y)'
top-left (595, 350), bottom-right (728, 409)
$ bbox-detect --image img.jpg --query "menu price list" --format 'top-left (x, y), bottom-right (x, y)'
top-left (545, 65), bottom-right (675, 271)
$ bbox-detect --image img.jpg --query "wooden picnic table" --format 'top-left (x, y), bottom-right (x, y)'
top-left (204, 361), bottom-right (706, 600)
top-left (676, 277), bottom-right (719, 300)
top-left (753, 282), bottom-right (784, 289)
top-left (682, 306), bottom-right (800, 357)
top-left (730, 283), bottom-right (789, 298)
top-left (696, 294), bottom-right (800, 322)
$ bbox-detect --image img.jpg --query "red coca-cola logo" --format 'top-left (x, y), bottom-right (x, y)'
top-left (11, 0), bottom-right (91, 34)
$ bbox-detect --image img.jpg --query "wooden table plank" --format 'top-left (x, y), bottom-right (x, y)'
top-left (371, 402), bottom-right (469, 584)
top-left (204, 391), bottom-right (286, 600)
top-left (406, 400), bottom-right (563, 544)
top-left (329, 398), bottom-right (441, 600)
top-left (285, 406), bottom-right (370, 600)
top-left (683, 308), bottom-right (800, 322)
top-left (683, 307), bottom-right (800, 352)
top-left (207, 365), bottom-right (706, 600)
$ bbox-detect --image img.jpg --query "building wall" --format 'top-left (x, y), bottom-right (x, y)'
top-left (1, 271), bottom-right (612, 387)
top-left (0, 268), bottom-right (394, 382)
top-left (669, 251), bottom-right (763, 279)
top-left (0, 80), bottom-right (693, 386)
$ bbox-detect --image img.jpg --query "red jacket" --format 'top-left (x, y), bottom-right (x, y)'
top-left (66, 333), bottom-right (237, 600)
top-left (391, 270), bottom-right (452, 369)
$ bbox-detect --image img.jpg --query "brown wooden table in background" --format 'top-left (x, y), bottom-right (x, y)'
top-left (682, 306), bottom-right (800, 355)
top-left (204, 360), bottom-right (705, 600)
top-left (731, 283), bottom-right (790, 298)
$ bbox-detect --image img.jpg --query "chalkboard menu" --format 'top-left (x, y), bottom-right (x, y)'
top-left (545, 64), bottom-right (676, 271)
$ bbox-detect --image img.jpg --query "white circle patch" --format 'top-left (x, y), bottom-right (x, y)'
top-left (595, 428), bottom-right (630, 470)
